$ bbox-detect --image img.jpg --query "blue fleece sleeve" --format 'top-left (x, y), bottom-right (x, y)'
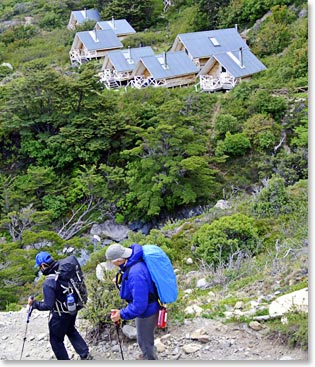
top-left (33, 278), bottom-right (56, 311)
top-left (120, 269), bottom-right (149, 320)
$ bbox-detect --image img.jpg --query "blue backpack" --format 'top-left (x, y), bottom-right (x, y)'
top-left (142, 244), bottom-right (178, 304)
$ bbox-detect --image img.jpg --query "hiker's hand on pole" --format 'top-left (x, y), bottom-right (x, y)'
top-left (28, 296), bottom-right (34, 306)
top-left (111, 309), bottom-right (121, 323)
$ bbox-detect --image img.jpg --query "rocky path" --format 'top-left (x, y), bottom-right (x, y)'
top-left (0, 308), bottom-right (308, 362)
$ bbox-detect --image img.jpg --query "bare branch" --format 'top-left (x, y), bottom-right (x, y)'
top-left (57, 197), bottom-right (104, 240)
top-left (274, 136), bottom-right (285, 153)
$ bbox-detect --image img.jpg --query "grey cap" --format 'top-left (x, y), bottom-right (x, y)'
top-left (106, 244), bottom-right (132, 261)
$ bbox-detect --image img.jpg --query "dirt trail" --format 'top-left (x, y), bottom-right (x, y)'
top-left (0, 308), bottom-right (308, 363)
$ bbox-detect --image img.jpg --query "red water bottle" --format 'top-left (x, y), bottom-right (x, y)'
top-left (157, 306), bottom-right (167, 329)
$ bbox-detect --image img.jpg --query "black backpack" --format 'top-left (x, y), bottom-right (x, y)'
top-left (49, 255), bottom-right (88, 314)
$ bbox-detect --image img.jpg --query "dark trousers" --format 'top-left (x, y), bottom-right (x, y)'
top-left (48, 312), bottom-right (89, 360)
top-left (136, 312), bottom-right (159, 360)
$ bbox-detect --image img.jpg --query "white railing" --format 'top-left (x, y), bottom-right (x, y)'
top-left (99, 69), bottom-right (132, 84)
top-left (69, 49), bottom-right (98, 65)
top-left (163, 0), bottom-right (173, 12)
top-left (125, 76), bottom-right (166, 90)
top-left (199, 73), bottom-right (238, 92)
top-left (81, 49), bottom-right (98, 60)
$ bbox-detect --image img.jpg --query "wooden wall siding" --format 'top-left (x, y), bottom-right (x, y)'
top-left (207, 63), bottom-right (221, 78)
top-left (143, 69), bottom-right (151, 78)
top-left (164, 75), bottom-right (196, 88)
top-left (199, 57), bottom-right (210, 68)
top-left (68, 18), bottom-right (76, 30)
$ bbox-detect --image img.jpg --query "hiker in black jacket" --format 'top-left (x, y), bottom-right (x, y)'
top-left (28, 251), bottom-right (92, 360)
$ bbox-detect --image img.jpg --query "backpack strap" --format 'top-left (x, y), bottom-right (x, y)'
top-left (116, 261), bottom-right (159, 304)
top-left (46, 273), bottom-right (71, 315)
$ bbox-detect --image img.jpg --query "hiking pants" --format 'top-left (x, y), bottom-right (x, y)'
top-left (48, 312), bottom-right (89, 360)
top-left (135, 311), bottom-right (159, 360)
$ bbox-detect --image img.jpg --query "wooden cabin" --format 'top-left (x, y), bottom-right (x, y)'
top-left (196, 47), bottom-right (266, 92)
top-left (128, 51), bottom-right (199, 89)
top-left (171, 27), bottom-right (250, 70)
top-left (67, 8), bottom-right (101, 30)
top-left (95, 17), bottom-right (136, 40)
top-left (99, 46), bottom-right (155, 89)
top-left (69, 29), bottom-right (123, 65)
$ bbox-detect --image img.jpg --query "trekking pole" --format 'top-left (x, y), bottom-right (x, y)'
top-left (114, 320), bottom-right (124, 360)
top-left (20, 296), bottom-right (34, 360)
top-left (111, 311), bottom-right (124, 360)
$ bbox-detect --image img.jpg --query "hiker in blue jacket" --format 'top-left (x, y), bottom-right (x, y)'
top-left (28, 252), bottom-right (91, 360)
top-left (106, 243), bottom-right (160, 360)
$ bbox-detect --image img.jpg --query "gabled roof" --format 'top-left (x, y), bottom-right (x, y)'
top-left (96, 18), bottom-right (136, 36)
top-left (74, 29), bottom-right (123, 51)
top-left (133, 51), bottom-right (199, 80)
top-left (171, 28), bottom-right (248, 59)
top-left (199, 48), bottom-right (267, 78)
top-left (103, 47), bottom-right (155, 72)
top-left (71, 9), bottom-right (101, 24)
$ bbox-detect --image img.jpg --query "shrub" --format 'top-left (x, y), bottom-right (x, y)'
top-left (243, 113), bottom-right (282, 152)
top-left (252, 175), bottom-right (290, 217)
top-left (193, 213), bottom-right (260, 267)
top-left (215, 132), bottom-right (251, 157)
top-left (268, 311), bottom-right (308, 350)
top-left (214, 114), bottom-right (240, 139)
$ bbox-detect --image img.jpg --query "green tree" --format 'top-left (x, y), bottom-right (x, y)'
top-left (193, 0), bottom-right (230, 31)
top-left (248, 5), bottom-right (297, 57)
top-left (101, 0), bottom-right (155, 30)
top-left (118, 97), bottom-right (218, 221)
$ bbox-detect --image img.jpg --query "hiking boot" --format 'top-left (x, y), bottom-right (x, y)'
top-left (81, 353), bottom-right (93, 360)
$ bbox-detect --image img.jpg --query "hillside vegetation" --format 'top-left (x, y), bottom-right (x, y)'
top-left (0, 0), bottom-right (308, 351)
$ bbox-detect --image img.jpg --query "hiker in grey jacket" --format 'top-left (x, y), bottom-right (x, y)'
top-left (106, 243), bottom-right (159, 360)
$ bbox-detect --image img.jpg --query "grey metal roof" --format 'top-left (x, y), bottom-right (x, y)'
top-left (213, 48), bottom-right (266, 78)
top-left (173, 28), bottom-right (249, 59)
top-left (72, 9), bottom-right (101, 24)
top-left (138, 51), bottom-right (199, 80)
top-left (96, 19), bottom-right (136, 35)
top-left (77, 29), bottom-right (123, 51)
top-left (105, 47), bottom-right (155, 72)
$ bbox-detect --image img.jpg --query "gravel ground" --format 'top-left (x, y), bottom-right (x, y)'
top-left (0, 307), bottom-right (308, 364)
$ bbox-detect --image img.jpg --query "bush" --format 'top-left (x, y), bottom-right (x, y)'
top-left (193, 213), bottom-right (260, 267)
top-left (268, 311), bottom-right (308, 350)
top-left (252, 175), bottom-right (290, 217)
top-left (215, 132), bottom-right (251, 157)
top-left (214, 114), bottom-right (240, 139)
top-left (243, 113), bottom-right (282, 152)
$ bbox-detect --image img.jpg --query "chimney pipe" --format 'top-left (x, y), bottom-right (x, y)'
top-left (163, 52), bottom-right (168, 69)
top-left (235, 24), bottom-right (238, 32)
top-left (112, 16), bottom-right (115, 29)
top-left (94, 29), bottom-right (98, 42)
top-left (84, 8), bottom-right (87, 18)
top-left (128, 46), bottom-right (132, 62)
top-left (239, 47), bottom-right (244, 68)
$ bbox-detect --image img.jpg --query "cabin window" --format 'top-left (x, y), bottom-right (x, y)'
top-left (221, 66), bottom-right (226, 72)
top-left (209, 37), bottom-right (220, 46)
